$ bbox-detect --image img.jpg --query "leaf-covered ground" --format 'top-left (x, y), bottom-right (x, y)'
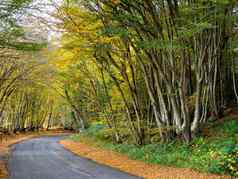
top-left (60, 140), bottom-right (227, 179)
top-left (61, 116), bottom-right (238, 178)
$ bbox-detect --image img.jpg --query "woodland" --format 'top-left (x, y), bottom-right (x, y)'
top-left (0, 0), bottom-right (238, 176)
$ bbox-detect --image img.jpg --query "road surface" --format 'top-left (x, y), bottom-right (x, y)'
top-left (8, 136), bottom-right (140, 179)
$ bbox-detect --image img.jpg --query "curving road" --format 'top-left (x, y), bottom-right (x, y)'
top-left (8, 136), bottom-right (140, 179)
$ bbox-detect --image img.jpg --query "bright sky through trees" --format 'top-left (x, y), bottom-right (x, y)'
top-left (16, 0), bottom-right (62, 42)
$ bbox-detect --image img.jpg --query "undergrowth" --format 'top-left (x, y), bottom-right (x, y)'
top-left (68, 117), bottom-right (238, 177)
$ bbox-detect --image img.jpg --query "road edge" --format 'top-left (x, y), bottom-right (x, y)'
top-left (60, 140), bottom-right (229, 179)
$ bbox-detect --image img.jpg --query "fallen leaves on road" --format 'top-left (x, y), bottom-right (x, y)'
top-left (60, 140), bottom-right (228, 179)
top-left (0, 161), bottom-right (7, 179)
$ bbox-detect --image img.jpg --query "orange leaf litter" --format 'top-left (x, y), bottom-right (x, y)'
top-left (60, 140), bottom-right (228, 179)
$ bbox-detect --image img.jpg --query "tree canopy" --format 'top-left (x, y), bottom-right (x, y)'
top-left (49, 0), bottom-right (238, 144)
top-left (0, 0), bottom-right (238, 145)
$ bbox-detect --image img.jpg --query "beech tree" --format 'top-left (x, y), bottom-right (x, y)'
top-left (53, 0), bottom-right (238, 144)
top-left (0, 0), bottom-right (62, 133)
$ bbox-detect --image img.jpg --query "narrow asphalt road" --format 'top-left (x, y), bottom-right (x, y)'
top-left (8, 136), bottom-right (140, 179)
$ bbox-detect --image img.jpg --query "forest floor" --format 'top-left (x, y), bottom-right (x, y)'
top-left (60, 140), bottom-right (229, 179)
top-left (60, 109), bottom-right (238, 179)
top-left (60, 113), bottom-right (238, 179)
top-left (1, 113), bottom-right (237, 179)
top-left (0, 130), bottom-right (72, 179)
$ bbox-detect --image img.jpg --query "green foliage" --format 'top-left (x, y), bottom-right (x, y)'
top-left (101, 26), bottom-right (129, 38)
top-left (214, 119), bottom-right (238, 136)
top-left (8, 42), bottom-right (47, 51)
top-left (96, 127), bottom-right (116, 140)
top-left (0, 0), bottom-right (46, 51)
top-left (217, 146), bottom-right (238, 176)
top-left (81, 123), bottom-right (106, 136)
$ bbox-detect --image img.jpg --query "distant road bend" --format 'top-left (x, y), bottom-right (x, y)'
top-left (9, 136), bottom-right (140, 179)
